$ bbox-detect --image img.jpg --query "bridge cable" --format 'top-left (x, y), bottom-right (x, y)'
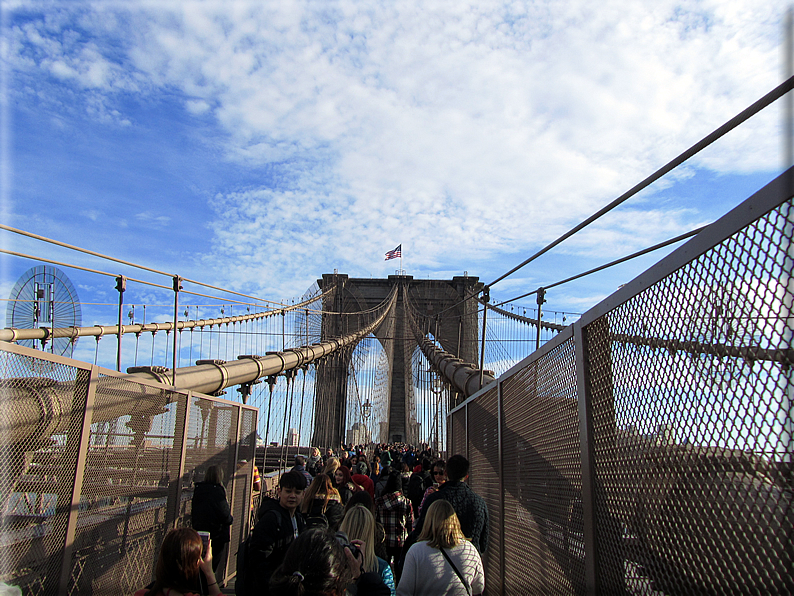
top-left (0, 224), bottom-right (291, 307)
top-left (490, 225), bottom-right (707, 309)
top-left (487, 75), bottom-right (794, 289)
top-left (420, 76), bottom-right (794, 323)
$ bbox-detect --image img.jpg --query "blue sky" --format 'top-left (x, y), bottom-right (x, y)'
top-left (1, 0), bottom-right (789, 342)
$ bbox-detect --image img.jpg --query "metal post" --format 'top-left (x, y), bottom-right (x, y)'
top-left (786, 7), bottom-right (793, 170)
top-left (224, 403), bottom-right (244, 581)
top-left (457, 316), bottom-right (462, 358)
top-left (479, 287), bottom-right (489, 387)
top-left (172, 276), bottom-right (182, 385)
top-left (49, 281), bottom-right (55, 354)
top-left (58, 366), bottom-right (98, 594)
top-left (167, 389), bottom-right (192, 529)
top-left (536, 287), bottom-right (546, 351)
top-left (574, 320), bottom-right (599, 594)
top-left (497, 378), bottom-right (505, 595)
top-left (115, 275), bottom-right (126, 371)
top-left (464, 402), bottom-right (469, 461)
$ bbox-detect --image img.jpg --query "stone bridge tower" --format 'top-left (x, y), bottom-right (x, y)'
top-left (311, 273), bottom-right (483, 448)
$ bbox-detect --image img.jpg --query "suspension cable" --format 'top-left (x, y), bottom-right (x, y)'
top-left (491, 225), bottom-right (707, 308)
top-left (487, 75), bottom-right (794, 288)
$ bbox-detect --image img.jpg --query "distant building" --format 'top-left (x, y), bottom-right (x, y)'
top-left (285, 427), bottom-right (299, 446)
top-left (346, 422), bottom-right (369, 446)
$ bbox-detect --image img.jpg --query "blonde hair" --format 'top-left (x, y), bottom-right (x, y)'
top-left (339, 505), bottom-right (377, 573)
top-left (417, 500), bottom-right (464, 549)
top-left (323, 457), bottom-right (340, 476)
top-left (204, 465), bottom-right (224, 485)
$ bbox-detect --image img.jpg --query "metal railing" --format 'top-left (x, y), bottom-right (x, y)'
top-left (0, 342), bottom-right (258, 594)
top-left (450, 168), bottom-right (793, 595)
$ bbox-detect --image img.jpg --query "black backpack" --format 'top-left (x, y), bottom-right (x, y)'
top-left (235, 508), bottom-right (285, 596)
top-left (304, 512), bottom-right (329, 530)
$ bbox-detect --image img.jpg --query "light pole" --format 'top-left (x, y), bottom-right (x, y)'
top-left (362, 400), bottom-right (372, 445)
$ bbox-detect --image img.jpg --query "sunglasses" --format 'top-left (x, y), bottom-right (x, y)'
top-left (433, 471), bottom-right (445, 476)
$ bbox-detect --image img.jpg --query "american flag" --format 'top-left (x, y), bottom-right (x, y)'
top-left (385, 244), bottom-right (402, 260)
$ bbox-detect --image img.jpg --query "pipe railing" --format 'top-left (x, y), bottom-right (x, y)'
top-left (0, 286), bottom-right (333, 344)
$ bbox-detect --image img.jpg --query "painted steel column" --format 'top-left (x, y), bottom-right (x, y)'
top-left (224, 403), bottom-right (244, 583)
top-left (574, 320), bottom-right (599, 595)
top-left (167, 389), bottom-right (192, 530)
top-left (479, 288), bottom-right (488, 387)
top-left (115, 275), bottom-right (126, 371)
top-left (172, 276), bottom-right (182, 385)
top-left (536, 287), bottom-right (546, 351)
top-left (58, 365), bottom-right (98, 594)
top-left (497, 378), bottom-right (505, 595)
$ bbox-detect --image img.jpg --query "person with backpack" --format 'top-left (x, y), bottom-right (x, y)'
top-left (238, 471), bottom-right (307, 595)
top-left (411, 455), bottom-right (489, 555)
top-left (406, 459), bottom-right (432, 519)
top-left (375, 471), bottom-right (413, 567)
top-left (301, 473), bottom-right (344, 532)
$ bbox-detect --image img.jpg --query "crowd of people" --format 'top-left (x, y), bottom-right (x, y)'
top-left (139, 443), bottom-right (488, 596)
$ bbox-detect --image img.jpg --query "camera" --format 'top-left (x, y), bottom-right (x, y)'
top-left (334, 531), bottom-right (361, 561)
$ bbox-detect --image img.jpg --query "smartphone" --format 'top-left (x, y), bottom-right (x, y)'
top-left (197, 531), bottom-right (210, 556)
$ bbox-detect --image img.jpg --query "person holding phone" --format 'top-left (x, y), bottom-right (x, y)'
top-left (135, 527), bottom-right (222, 596)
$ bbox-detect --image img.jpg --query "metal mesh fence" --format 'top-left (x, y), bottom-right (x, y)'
top-left (0, 343), bottom-right (257, 595)
top-left (588, 197), bottom-right (794, 595)
top-left (466, 386), bottom-right (502, 594)
top-left (501, 337), bottom-right (583, 595)
top-left (451, 406), bottom-right (467, 459)
top-left (449, 171), bottom-right (793, 594)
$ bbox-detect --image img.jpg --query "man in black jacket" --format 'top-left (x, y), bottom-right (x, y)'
top-left (244, 470), bottom-right (307, 595)
top-left (411, 454), bottom-right (489, 554)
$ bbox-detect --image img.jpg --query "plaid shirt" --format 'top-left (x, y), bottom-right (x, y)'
top-left (375, 490), bottom-right (413, 548)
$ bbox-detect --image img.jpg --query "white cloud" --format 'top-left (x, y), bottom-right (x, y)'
top-left (135, 211), bottom-right (171, 227)
top-left (185, 99), bottom-right (210, 115)
top-left (7, 0), bottom-right (790, 302)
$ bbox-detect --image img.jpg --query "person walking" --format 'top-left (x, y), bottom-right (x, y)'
top-left (375, 471), bottom-right (413, 567)
top-left (333, 464), bottom-right (359, 505)
top-left (290, 455), bottom-right (313, 487)
top-left (411, 455), bottom-right (488, 555)
top-left (301, 473), bottom-right (345, 531)
top-left (307, 447), bottom-right (323, 476)
top-left (191, 465), bottom-right (233, 572)
top-left (417, 460), bottom-right (447, 520)
top-left (397, 500), bottom-right (484, 596)
top-left (341, 505), bottom-right (396, 596)
top-left (243, 471), bottom-right (307, 595)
